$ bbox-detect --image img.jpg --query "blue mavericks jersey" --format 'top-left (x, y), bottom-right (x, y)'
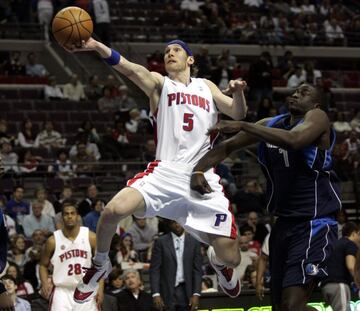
top-left (258, 114), bottom-right (341, 218)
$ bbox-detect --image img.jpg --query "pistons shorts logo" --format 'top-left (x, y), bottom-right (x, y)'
top-left (214, 213), bottom-right (227, 226)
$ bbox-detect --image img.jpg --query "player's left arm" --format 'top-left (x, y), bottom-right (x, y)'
top-left (88, 231), bottom-right (105, 304)
top-left (238, 108), bottom-right (329, 150)
top-left (204, 79), bottom-right (248, 120)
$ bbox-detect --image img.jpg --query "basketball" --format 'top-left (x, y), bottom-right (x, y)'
top-left (52, 6), bottom-right (93, 47)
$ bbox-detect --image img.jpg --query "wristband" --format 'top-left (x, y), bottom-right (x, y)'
top-left (103, 49), bottom-right (121, 66)
top-left (191, 171), bottom-right (204, 176)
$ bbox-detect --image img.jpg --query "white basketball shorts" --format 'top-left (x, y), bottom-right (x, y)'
top-left (49, 286), bottom-right (98, 311)
top-left (127, 161), bottom-right (237, 244)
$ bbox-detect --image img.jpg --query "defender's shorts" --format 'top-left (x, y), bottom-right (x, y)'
top-left (127, 161), bottom-right (237, 244)
top-left (269, 216), bottom-right (337, 304)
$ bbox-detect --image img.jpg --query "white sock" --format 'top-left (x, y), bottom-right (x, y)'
top-left (93, 251), bottom-right (109, 265)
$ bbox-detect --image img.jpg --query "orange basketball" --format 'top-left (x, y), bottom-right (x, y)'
top-left (52, 6), bottom-right (93, 47)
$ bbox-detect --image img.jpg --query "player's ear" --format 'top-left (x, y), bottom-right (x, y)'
top-left (188, 56), bottom-right (194, 66)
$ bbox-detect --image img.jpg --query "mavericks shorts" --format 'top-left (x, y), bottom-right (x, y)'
top-left (127, 161), bottom-right (237, 244)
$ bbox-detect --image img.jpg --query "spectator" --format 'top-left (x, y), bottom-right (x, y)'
top-left (53, 186), bottom-right (74, 214)
top-left (0, 119), bottom-right (16, 146)
top-left (244, 0), bottom-right (263, 8)
top-left (72, 142), bottom-right (97, 176)
top-left (278, 50), bottom-right (296, 80)
top-left (35, 120), bottom-right (65, 151)
top-left (238, 235), bottom-right (258, 280)
top-left (322, 222), bottom-right (360, 311)
top-left (233, 180), bottom-right (265, 216)
top-left (33, 187), bottom-right (55, 218)
top-left (125, 108), bottom-right (141, 134)
top-left (47, 149), bottom-right (76, 180)
top-left (211, 57), bottom-right (233, 90)
top-left (180, 0), bottom-right (204, 12)
top-left (127, 216), bottom-right (157, 256)
top-left (301, 0), bottom-right (315, 15)
top-left (115, 269), bottom-right (154, 311)
top-left (303, 61), bottom-right (322, 85)
top-left (289, 0), bottom-right (301, 15)
top-left (97, 86), bottom-right (119, 113)
top-left (25, 52), bottom-right (48, 77)
top-left (25, 229), bottom-right (46, 259)
top-left (248, 52), bottom-right (273, 102)
top-left (78, 184), bottom-right (98, 218)
top-left (7, 237), bottom-right (28, 273)
top-left (106, 267), bottom-right (123, 295)
top-left (44, 76), bottom-right (64, 100)
top-left (333, 112), bottom-right (352, 134)
top-left (244, 211), bottom-right (269, 244)
top-left (115, 233), bottom-right (138, 265)
top-left (23, 201), bottom-right (55, 238)
top-left (350, 110), bottom-right (360, 133)
top-left (23, 245), bottom-right (41, 292)
top-left (324, 18), bottom-right (345, 45)
top-left (256, 97), bottom-right (275, 120)
top-left (287, 65), bottom-right (305, 88)
top-left (3, 51), bottom-right (25, 76)
top-left (70, 133), bottom-right (101, 161)
top-left (201, 276), bottom-right (217, 293)
top-left (341, 130), bottom-right (360, 169)
top-left (37, 0), bottom-right (54, 41)
top-left (78, 120), bottom-right (100, 144)
top-left (110, 121), bottom-right (129, 157)
top-left (1, 274), bottom-right (31, 310)
top-left (6, 186), bottom-right (29, 227)
top-left (1, 141), bottom-right (19, 175)
top-left (104, 74), bottom-right (120, 97)
top-left (18, 149), bottom-right (43, 175)
top-left (143, 139), bottom-right (155, 162)
top-left (195, 46), bottom-right (212, 80)
top-left (91, 0), bottom-right (111, 46)
top-left (240, 225), bottom-right (261, 256)
top-left (17, 118), bottom-right (39, 148)
top-left (63, 73), bottom-right (86, 101)
top-left (0, 197), bottom-right (17, 236)
top-left (319, 0), bottom-right (331, 17)
top-left (117, 85), bottom-right (137, 111)
top-left (85, 74), bottom-right (103, 100)
top-left (83, 199), bottom-right (104, 233)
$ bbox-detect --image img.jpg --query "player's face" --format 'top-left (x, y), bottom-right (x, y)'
top-left (288, 84), bottom-right (316, 115)
top-left (164, 44), bottom-right (193, 73)
top-left (62, 206), bottom-right (78, 228)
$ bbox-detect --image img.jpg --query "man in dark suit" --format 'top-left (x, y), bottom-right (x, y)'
top-left (150, 220), bottom-right (203, 311)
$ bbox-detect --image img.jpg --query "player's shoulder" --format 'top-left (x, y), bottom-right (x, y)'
top-left (305, 108), bottom-right (329, 121)
top-left (45, 234), bottom-right (56, 250)
top-left (150, 71), bottom-right (165, 86)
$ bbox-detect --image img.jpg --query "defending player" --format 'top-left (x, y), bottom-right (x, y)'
top-left (191, 83), bottom-right (341, 311)
top-left (40, 202), bottom-right (103, 310)
top-left (66, 38), bottom-right (248, 303)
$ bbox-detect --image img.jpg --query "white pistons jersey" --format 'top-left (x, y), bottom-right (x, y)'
top-left (153, 76), bottom-right (219, 166)
top-left (51, 227), bottom-right (92, 288)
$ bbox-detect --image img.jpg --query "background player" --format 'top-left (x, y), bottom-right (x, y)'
top-left (40, 202), bottom-right (103, 310)
top-left (65, 37), bottom-right (248, 302)
top-left (190, 83), bottom-right (341, 311)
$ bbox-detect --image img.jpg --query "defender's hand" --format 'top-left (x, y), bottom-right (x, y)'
top-left (190, 172), bottom-right (213, 195)
top-left (256, 283), bottom-right (265, 301)
top-left (207, 120), bottom-right (243, 135)
top-left (63, 37), bottom-right (99, 52)
top-left (222, 79), bottom-right (247, 95)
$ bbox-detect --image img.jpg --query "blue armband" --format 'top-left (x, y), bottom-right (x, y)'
top-left (103, 49), bottom-right (121, 66)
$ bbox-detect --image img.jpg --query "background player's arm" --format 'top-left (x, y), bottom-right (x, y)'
top-left (204, 79), bottom-right (247, 120)
top-left (256, 253), bottom-right (268, 301)
top-left (89, 231), bottom-right (104, 304)
top-left (238, 108), bottom-right (329, 150)
top-left (39, 236), bottom-right (55, 299)
top-left (70, 38), bottom-right (164, 98)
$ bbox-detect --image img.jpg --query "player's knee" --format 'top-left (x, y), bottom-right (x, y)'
top-left (102, 201), bottom-right (127, 221)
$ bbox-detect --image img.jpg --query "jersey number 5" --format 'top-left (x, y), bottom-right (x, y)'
top-left (68, 263), bottom-right (82, 276)
top-left (183, 113), bottom-right (194, 131)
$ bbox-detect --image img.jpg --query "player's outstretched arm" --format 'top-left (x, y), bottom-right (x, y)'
top-left (204, 79), bottom-right (248, 120)
top-left (237, 108), bottom-right (329, 150)
top-left (66, 38), bottom-right (164, 98)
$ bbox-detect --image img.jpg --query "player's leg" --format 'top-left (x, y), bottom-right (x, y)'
top-left (280, 281), bottom-right (318, 311)
top-left (74, 187), bottom-right (145, 303)
top-left (209, 235), bottom-right (240, 268)
top-left (51, 287), bottom-right (73, 311)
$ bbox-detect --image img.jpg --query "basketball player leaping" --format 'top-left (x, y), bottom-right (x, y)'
top-left (40, 202), bottom-right (104, 310)
top-left (190, 83), bottom-right (341, 311)
top-left (66, 38), bottom-right (248, 303)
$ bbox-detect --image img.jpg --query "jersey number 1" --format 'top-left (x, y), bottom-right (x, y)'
top-left (183, 113), bottom-right (194, 131)
top-left (68, 263), bottom-right (82, 276)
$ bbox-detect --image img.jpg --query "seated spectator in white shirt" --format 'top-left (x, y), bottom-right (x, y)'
top-left (180, 0), bottom-right (204, 11)
top-left (25, 52), bottom-right (48, 77)
top-left (22, 201), bottom-right (55, 238)
top-left (35, 120), bottom-right (65, 150)
top-left (63, 74), bottom-right (86, 101)
top-left (69, 133), bottom-right (101, 161)
top-left (48, 149), bottom-right (76, 180)
top-left (44, 76), bottom-right (64, 100)
top-left (125, 108), bottom-right (141, 134)
top-left (287, 65), bottom-right (306, 88)
top-left (17, 118), bottom-right (39, 149)
top-left (1, 142), bottom-right (19, 175)
top-left (333, 112), bottom-right (352, 133)
top-left (301, 0), bottom-right (315, 14)
top-left (238, 235), bottom-right (258, 280)
top-left (324, 18), bottom-right (344, 45)
top-left (33, 187), bottom-right (55, 218)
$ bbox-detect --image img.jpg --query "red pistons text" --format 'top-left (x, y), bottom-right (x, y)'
top-left (59, 249), bottom-right (88, 262)
top-left (167, 93), bottom-right (210, 112)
